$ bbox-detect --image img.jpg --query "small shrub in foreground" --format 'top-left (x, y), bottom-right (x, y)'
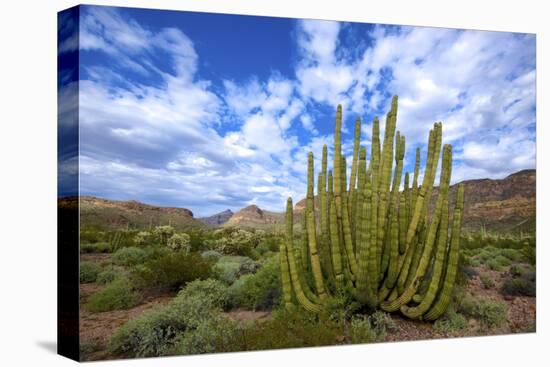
top-left (479, 273), bottom-right (495, 289)
top-left (112, 247), bottom-right (148, 266)
top-left (131, 252), bottom-right (212, 292)
top-left (108, 279), bottom-right (228, 358)
top-left (500, 273), bottom-right (536, 297)
top-left (80, 261), bottom-right (101, 283)
top-left (96, 268), bottom-right (121, 285)
top-left (86, 277), bottom-right (142, 312)
top-left (433, 305), bottom-right (467, 334)
top-left (80, 242), bottom-right (112, 254)
top-left (227, 256), bottom-right (281, 310)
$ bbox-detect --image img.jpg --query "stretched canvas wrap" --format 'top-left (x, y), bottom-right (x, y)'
top-left (57, 4), bottom-right (536, 362)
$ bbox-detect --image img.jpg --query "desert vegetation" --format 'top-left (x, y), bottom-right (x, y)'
top-left (77, 98), bottom-right (535, 361)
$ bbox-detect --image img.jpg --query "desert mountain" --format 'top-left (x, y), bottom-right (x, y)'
top-left (223, 205), bottom-right (284, 229)
top-left (63, 169), bottom-right (535, 234)
top-left (62, 196), bottom-right (205, 230)
top-left (198, 209), bottom-right (234, 226)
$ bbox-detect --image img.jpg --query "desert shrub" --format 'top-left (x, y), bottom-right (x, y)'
top-left (213, 229), bottom-right (261, 256)
top-left (369, 310), bottom-right (396, 339)
top-left (350, 316), bottom-right (377, 344)
top-left (142, 245), bottom-right (171, 261)
top-left (213, 261), bottom-right (242, 285)
top-left (522, 240), bottom-right (536, 265)
top-left (479, 273), bottom-right (495, 289)
top-left (509, 264), bottom-right (525, 277)
top-left (227, 256), bottom-right (280, 310)
top-left (173, 279), bottom-right (229, 311)
top-left (433, 305), bottom-right (467, 334)
top-left (475, 299), bottom-right (508, 329)
top-left (80, 242), bottom-right (112, 254)
top-left (350, 311), bottom-right (395, 344)
top-left (80, 261), bottom-right (101, 283)
top-left (133, 231), bottom-right (152, 246)
top-left (112, 247), bottom-right (148, 266)
top-left (86, 277), bottom-right (142, 312)
top-left (80, 227), bottom-right (106, 244)
top-left (501, 272), bottom-right (536, 297)
top-left (241, 308), bottom-right (342, 350)
top-left (79, 341), bottom-right (99, 361)
top-left (322, 291), bottom-right (361, 323)
top-left (153, 225), bottom-right (175, 245)
top-left (457, 293), bottom-right (507, 329)
top-left (96, 268), bottom-right (121, 285)
top-left (201, 250), bottom-right (222, 262)
top-left (173, 317), bottom-right (242, 355)
top-left (167, 233), bottom-right (191, 252)
top-left (486, 255), bottom-right (511, 271)
top-left (109, 306), bottom-right (184, 357)
top-left (108, 279), bottom-right (227, 358)
top-left (500, 248), bottom-right (523, 262)
top-left (131, 252), bottom-right (212, 292)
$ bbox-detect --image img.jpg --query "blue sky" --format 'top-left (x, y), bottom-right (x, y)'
top-left (58, 5), bottom-right (536, 216)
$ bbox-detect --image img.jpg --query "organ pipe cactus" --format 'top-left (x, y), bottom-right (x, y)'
top-left (280, 95), bottom-right (465, 320)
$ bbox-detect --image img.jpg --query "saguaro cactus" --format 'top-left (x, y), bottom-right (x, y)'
top-left (280, 96), bottom-right (465, 320)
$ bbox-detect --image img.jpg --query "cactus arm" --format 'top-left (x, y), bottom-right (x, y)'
top-left (425, 183), bottom-right (464, 320)
top-left (280, 242), bottom-right (294, 310)
top-left (340, 156), bottom-right (358, 277)
top-left (401, 197), bottom-right (449, 319)
top-left (284, 198), bottom-right (322, 313)
top-left (381, 141), bottom-right (450, 312)
top-left (306, 152), bottom-right (328, 300)
top-left (366, 117), bottom-right (381, 305)
top-left (349, 118), bottom-right (362, 235)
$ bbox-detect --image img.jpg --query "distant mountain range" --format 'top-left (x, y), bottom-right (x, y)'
top-left (197, 209), bottom-right (234, 226)
top-left (63, 169), bottom-right (535, 234)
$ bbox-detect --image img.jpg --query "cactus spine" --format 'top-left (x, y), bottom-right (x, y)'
top-left (280, 96), bottom-right (464, 320)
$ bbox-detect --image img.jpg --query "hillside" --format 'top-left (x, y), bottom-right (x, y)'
top-left (62, 196), bottom-right (206, 231)
top-left (223, 205), bottom-right (284, 230)
top-left (198, 209), bottom-right (234, 226)
top-left (64, 169), bottom-right (535, 234)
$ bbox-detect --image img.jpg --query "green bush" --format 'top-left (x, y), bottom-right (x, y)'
top-left (133, 231), bottom-right (153, 246)
top-left (240, 308), bottom-right (342, 350)
top-left (457, 293), bottom-right (507, 329)
top-left (486, 255), bottom-right (511, 271)
top-left (212, 256), bottom-right (260, 285)
top-left (112, 247), bottom-right (148, 266)
top-left (201, 250), bottom-right (222, 262)
top-left (350, 311), bottom-right (395, 343)
top-left (500, 248), bottom-right (523, 262)
top-left (80, 242), bottom-right (112, 254)
top-left (227, 256), bottom-right (281, 310)
top-left (501, 273), bottom-right (536, 297)
top-left (433, 305), bottom-right (467, 334)
top-left (96, 269), bottom-right (121, 285)
top-left (509, 264), bottom-right (525, 277)
top-left (173, 317), bottom-right (241, 355)
top-left (350, 316), bottom-right (377, 344)
top-left (108, 279), bottom-right (227, 358)
top-left (479, 273), bottom-right (495, 289)
top-left (142, 245), bottom-right (171, 261)
top-left (475, 299), bottom-right (508, 329)
top-left (522, 240), bottom-right (536, 265)
top-left (80, 261), bottom-right (101, 283)
top-left (86, 277), bottom-right (142, 312)
top-left (167, 233), bottom-right (191, 252)
top-left (131, 252), bottom-right (212, 292)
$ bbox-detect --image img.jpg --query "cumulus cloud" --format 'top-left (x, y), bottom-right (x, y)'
top-left (74, 6), bottom-right (535, 215)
